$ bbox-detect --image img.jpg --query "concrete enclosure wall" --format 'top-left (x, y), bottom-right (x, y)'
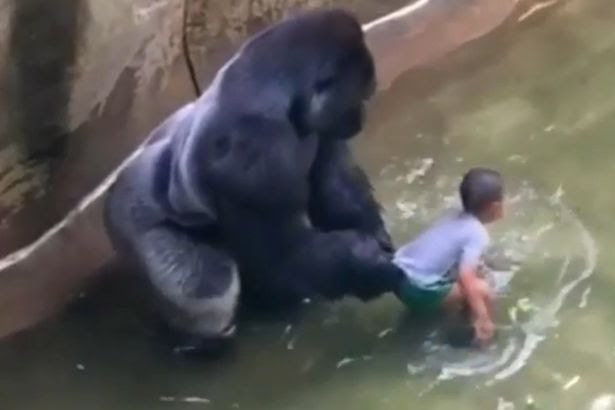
top-left (0, 0), bottom-right (189, 255)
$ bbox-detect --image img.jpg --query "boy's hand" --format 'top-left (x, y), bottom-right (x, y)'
top-left (458, 265), bottom-right (495, 347)
top-left (473, 316), bottom-right (495, 346)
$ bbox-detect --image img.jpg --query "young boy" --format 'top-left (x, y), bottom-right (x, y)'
top-left (394, 168), bottom-right (504, 346)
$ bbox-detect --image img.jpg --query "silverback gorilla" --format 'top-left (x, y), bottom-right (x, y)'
top-left (105, 9), bottom-right (403, 353)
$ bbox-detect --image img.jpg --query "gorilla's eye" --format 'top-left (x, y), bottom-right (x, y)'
top-left (214, 135), bottom-right (231, 158)
top-left (315, 76), bottom-right (336, 93)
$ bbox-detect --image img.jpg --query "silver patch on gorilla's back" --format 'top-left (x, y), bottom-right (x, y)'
top-left (171, 53), bottom-right (241, 221)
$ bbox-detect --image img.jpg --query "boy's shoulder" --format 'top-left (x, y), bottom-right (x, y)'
top-left (408, 210), bottom-right (488, 245)
top-left (457, 212), bottom-right (490, 244)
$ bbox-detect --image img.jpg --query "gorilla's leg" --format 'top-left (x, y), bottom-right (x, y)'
top-left (135, 226), bottom-right (240, 355)
top-left (309, 141), bottom-right (393, 252)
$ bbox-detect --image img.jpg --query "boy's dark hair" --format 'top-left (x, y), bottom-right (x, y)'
top-left (459, 168), bottom-right (503, 215)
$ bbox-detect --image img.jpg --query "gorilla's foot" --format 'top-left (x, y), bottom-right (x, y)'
top-left (157, 321), bottom-right (236, 358)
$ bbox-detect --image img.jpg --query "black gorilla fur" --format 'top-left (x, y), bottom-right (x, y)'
top-left (105, 9), bottom-right (403, 351)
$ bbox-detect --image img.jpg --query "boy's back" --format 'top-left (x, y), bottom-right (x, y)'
top-left (394, 168), bottom-right (503, 345)
top-left (394, 211), bottom-right (489, 289)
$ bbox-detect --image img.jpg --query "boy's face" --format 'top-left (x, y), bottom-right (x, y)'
top-left (483, 200), bottom-right (504, 223)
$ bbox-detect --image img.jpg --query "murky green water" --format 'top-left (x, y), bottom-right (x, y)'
top-left (2, 1), bottom-right (615, 409)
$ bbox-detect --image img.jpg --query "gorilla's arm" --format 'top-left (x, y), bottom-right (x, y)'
top-left (202, 117), bottom-right (401, 301)
top-left (309, 141), bottom-right (393, 251)
top-left (282, 230), bottom-right (402, 300)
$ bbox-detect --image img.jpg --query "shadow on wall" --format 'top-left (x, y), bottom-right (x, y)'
top-left (6, 0), bottom-right (86, 158)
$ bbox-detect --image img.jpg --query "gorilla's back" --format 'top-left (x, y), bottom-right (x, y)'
top-left (104, 75), bottom-right (236, 248)
top-left (104, 139), bottom-right (170, 250)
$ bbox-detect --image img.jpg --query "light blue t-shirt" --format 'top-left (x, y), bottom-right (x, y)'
top-left (394, 211), bottom-right (489, 290)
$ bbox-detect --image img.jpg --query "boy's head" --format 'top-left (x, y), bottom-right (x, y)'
top-left (460, 168), bottom-right (504, 223)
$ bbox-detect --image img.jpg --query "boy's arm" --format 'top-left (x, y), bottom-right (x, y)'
top-left (458, 228), bottom-right (493, 345)
top-left (458, 265), bottom-right (494, 345)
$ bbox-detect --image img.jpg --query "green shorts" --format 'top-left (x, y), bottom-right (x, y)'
top-left (396, 278), bottom-right (453, 315)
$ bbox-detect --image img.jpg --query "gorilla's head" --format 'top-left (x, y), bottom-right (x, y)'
top-left (306, 32), bottom-right (376, 141)
top-left (230, 9), bottom-right (376, 141)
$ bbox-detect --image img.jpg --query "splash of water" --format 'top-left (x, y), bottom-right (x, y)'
top-left (487, 193), bottom-right (597, 384)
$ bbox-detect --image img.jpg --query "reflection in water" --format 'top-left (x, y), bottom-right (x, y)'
top-left (2, 0), bottom-right (615, 409)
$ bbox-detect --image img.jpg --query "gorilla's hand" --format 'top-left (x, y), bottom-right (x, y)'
top-left (344, 232), bottom-right (404, 300)
top-left (280, 230), bottom-right (401, 302)
top-left (373, 225), bottom-right (394, 254)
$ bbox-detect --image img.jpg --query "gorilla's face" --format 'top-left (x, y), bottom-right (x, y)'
top-left (309, 45), bottom-right (376, 140)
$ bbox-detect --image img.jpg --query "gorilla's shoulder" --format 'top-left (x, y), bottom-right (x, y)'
top-left (116, 102), bottom-right (196, 194)
top-left (146, 102), bottom-right (196, 146)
